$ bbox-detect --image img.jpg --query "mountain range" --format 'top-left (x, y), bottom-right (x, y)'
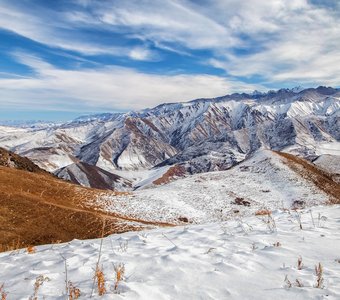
top-left (0, 86), bottom-right (339, 189)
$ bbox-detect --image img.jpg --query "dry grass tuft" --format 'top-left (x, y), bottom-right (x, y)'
top-left (94, 266), bottom-right (106, 296)
top-left (68, 281), bottom-right (81, 300)
top-left (0, 239), bottom-right (22, 253)
top-left (29, 275), bottom-right (50, 300)
top-left (255, 209), bottom-right (272, 216)
top-left (113, 263), bottom-right (125, 292)
top-left (284, 275), bottom-right (292, 288)
top-left (258, 211), bottom-right (276, 232)
top-left (273, 241), bottom-right (281, 247)
top-left (314, 262), bottom-right (324, 288)
top-left (295, 279), bottom-right (303, 287)
top-left (0, 284), bottom-right (7, 300)
top-left (27, 245), bottom-right (36, 254)
top-left (297, 256), bottom-right (303, 270)
top-left (284, 276), bottom-right (303, 288)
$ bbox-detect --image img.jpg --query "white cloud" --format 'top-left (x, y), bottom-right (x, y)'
top-left (0, 0), bottom-right (339, 96)
top-left (128, 47), bottom-right (160, 61)
top-left (83, 0), bottom-right (340, 85)
top-left (0, 1), bottom-right (157, 60)
top-left (97, 0), bottom-right (238, 50)
top-left (201, 0), bottom-right (340, 85)
top-left (0, 53), bottom-right (263, 112)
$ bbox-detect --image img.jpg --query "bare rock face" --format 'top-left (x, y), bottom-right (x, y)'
top-left (0, 86), bottom-right (339, 180)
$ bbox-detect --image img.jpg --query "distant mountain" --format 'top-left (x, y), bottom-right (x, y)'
top-left (0, 120), bottom-right (57, 128)
top-left (55, 161), bottom-right (132, 190)
top-left (0, 86), bottom-right (339, 188)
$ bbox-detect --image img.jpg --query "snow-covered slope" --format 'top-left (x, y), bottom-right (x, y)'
top-left (0, 87), bottom-right (339, 182)
top-left (55, 162), bottom-right (132, 190)
top-left (89, 150), bottom-right (336, 224)
top-left (313, 154), bottom-right (340, 183)
top-left (1, 204), bottom-right (339, 299)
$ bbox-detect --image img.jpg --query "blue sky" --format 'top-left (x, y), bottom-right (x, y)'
top-left (0, 0), bottom-right (339, 121)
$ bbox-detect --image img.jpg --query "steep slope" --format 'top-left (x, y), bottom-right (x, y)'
top-left (0, 147), bottom-right (47, 174)
top-left (275, 152), bottom-right (340, 202)
top-left (0, 87), bottom-right (339, 177)
top-left (0, 150), bottom-right (171, 252)
top-left (90, 150), bottom-right (338, 224)
top-left (55, 161), bottom-right (132, 190)
top-left (313, 154), bottom-right (340, 183)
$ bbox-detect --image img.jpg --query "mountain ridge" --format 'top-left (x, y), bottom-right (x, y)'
top-left (0, 86), bottom-right (339, 188)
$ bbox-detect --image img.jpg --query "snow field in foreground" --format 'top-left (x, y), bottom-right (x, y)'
top-left (1, 205), bottom-right (340, 299)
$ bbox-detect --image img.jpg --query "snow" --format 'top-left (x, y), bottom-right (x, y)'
top-left (1, 205), bottom-right (339, 299)
top-left (104, 166), bottom-right (172, 189)
top-left (315, 142), bottom-right (340, 156)
top-left (313, 154), bottom-right (340, 183)
top-left (0, 88), bottom-right (339, 176)
top-left (91, 150), bottom-right (330, 224)
top-left (134, 165), bottom-right (172, 189)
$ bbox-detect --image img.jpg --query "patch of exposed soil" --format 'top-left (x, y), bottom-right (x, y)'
top-left (275, 151), bottom-right (340, 204)
top-left (153, 165), bottom-right (186, 185)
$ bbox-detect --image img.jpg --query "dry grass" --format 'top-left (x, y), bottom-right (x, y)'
top-left (94, 266), bottom-right (106, 296)
top-left (0, 239), bottom-right (21, 253)
top-left (315, 262), bottom-right (324, 288)
top-left (255, 209), bottom-right (272, 216)
top-left (113, 263), bottom-right (125, 292)
top-left (0, 147), bottom-right (47, 174)
top-left (297, 256), bottom-right (303, 270)
top-left (274, 151), bottom-right (340, 203)
top-left (68, 281), bottom-right (81, 299)
top-left (29, 275), bottom-right (50, 300)
top-left (257, 210), bottom-right (276, 232)
top-left (27, 245), bottom-right (36, 254)
top-left (284, 275), bottom-right (292, 288)
top-left (284, 276), bottom-right (303, 288)
top-left (153, 165), bottom-right (186, 185)
top-left (0, 284), bottom-right (7, 300)
top-left (295, 279), bottom-right (303, 287)
top-left (0, 166), bottom-right (166, 252)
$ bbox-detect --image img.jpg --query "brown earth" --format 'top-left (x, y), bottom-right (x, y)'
top-left (0, 147), bottom-right (48, 174)
top-left (0, 164), bottom-right (172, 252)
top-left (275, 151), bottom-right (340, 203)
top-left (153, 165), bottom-right (186, 185)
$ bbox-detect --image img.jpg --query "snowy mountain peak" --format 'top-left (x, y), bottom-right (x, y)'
top-left (0, 87), bottom-right (338, 182)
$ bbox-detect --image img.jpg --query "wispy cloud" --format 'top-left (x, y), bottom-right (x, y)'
top-left (0, 0), bottom-right (158, 60)
top-left (206, 0), bottom-right (340, 85)
top-left (0, 53), bottom-right (262, 112)
top-left (84, 1), bottom-right (340, 85)
top-left (0, 0), bottom-right (339, 117)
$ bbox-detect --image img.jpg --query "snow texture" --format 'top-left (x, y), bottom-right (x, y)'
top-left (0, 205), bottom-right (339, 299)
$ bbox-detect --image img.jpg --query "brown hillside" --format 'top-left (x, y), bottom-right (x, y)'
top-left (0, 166), bottom-right (172, 252)
top-left (0, 147), bottom-right (47, 173)
top-left (153, 165), bottom-right (186, 185)
top-left (275, 151), bottom-right (340, 203)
